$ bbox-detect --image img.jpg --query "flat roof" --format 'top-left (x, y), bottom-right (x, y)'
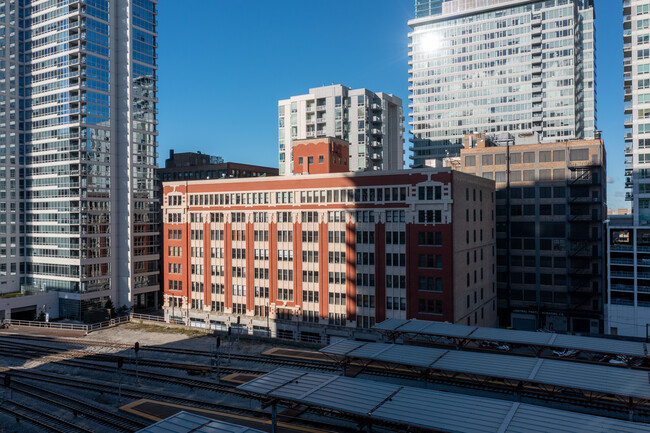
top-left (238, 369), bottom-right (650, 433)
top-left (136, 411), bottom-right (265, 433)
top-left (374, 319), bottom-right (649, 358)
top-left (320, 340), bottom-right (650, 400)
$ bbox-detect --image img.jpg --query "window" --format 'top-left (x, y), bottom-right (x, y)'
top-left (298, 157), bottom-right (303, 165)
top-left (319, 155), bottom-right (324, 164)
top-left (569, 149), bottom-right (589, 161)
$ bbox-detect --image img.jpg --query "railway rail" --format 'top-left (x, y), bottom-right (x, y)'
top-left (10, 379), bottom-right (147, 432)
top-left (0, 400), bottom-right (95, 433)
top-left (1, 369), bottom-right (357, 433)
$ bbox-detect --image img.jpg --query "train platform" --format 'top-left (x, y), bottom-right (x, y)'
top-left (121, 399), bottom-right (337, 433)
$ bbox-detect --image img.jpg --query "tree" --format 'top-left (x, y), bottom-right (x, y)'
top-left (104, 299), bottom-right (115, 318)
top-left (115, 304), bottom-right (131, 317)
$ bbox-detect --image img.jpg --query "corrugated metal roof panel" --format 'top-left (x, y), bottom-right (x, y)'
top-left (136, 412), bottom-right (265, 433)
top-left (320, 341), bottom-right (650, 400)
top-left (505, 404), bottom-right (650, 433)
top-left (371, 386), bottom-right (511, 433)
top-left (533, 360), bottom-right (650, 399)
top-left (374, 319), bottom-right (649, 357)
top-left (552, 333), bottom-right (646, 357)
top-left (318, 339), bottom-right (365, 356)
top-left (433, 349), bottom-right (539, 379)
top-left (238, 369), bottom-right (650, 433)
top-left (469, 327), bottom-right (554, 345)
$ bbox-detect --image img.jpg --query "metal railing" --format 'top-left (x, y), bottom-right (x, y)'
top-left (4, 314), bottom-right (138, 332)
top-left (131, 312), bottom-right (165, 322)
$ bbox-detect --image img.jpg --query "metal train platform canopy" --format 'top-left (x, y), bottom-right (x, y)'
top-left (237, 368), bottom-right (650, 433)
top-left (136, 411), bottom-right (265, 433)
top-left (319, 340), bottom-right (650, 410)
top-left (374, 318), bottom-right (649, 358)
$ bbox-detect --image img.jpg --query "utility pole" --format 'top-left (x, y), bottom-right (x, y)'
top-left (116, 358), bottom-right (123, 405)
top-left (134, 342), bottom-right (140, 386)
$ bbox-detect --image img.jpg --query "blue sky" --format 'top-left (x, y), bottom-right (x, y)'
top-left (158, 1), bottom-right (626, 210)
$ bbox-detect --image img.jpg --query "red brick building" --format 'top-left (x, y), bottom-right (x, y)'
top-left (292, 137), bottom-right (350, 175)
top-left (162, 148), bottom-right (496, 341)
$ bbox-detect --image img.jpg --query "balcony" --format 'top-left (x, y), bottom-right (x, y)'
top-left (611, 271), bottom-right (634, 279)
top-left (531, 36), bottom-right (542, 45)
top-left (306, 105), bottom-right (314, 113)
top-left (624, 58), bottom-right (632, 71)
top-left (625, 101), bottom-right (633, 114)
top-left (531, 66), bottom-right (542, 75)
top-left (371, 140), bottom-right (382, 148)
top-left (624, 117), bottom-right (633, 128)
top-left (316, 129), bottom-right (326, 137)
top-left (316, 105), bottom-right (326, 111)
top-left (625, 192), bottom-right (634, 201)
top-left (624, 132), bottom-right (633, 142)
top-left (625, 146), bottom-right (633, 156)
top-left (626, 177), bottom-right (633, 187)
top-left (624, 87), bottom-right (633, 102)
top-left (611, 284), bottom-right (634, 292)
top-left (610, 258), bottom-right (634, 265)
top-left (372, 116), bottom-right (381, 123)
top-left (371, 128), bottom-right (381, 135)
top-left (371, 103), bottom-right (382, 111)
top-left (370, 153), bottom-right (382, 160)
top-left (306, 118), bottom-right (315, 125)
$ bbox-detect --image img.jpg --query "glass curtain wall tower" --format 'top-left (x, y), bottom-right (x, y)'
top-left (7, 0), bottom-right (160, 319)
top-left (408, 0), bottom-right (596, 167)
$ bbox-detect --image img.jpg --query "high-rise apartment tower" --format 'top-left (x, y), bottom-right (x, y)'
top-left (278, 85), bottom-right (404, 175)
top-left (0, 0), bottom-right (160, 321)
top-left (409, 0), bottom-right (596, 167)
top-left (624, 0), bottom-right (650, 224)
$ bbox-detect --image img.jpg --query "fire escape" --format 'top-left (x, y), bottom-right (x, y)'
top-left (567, 164), bottom-right (602, 322)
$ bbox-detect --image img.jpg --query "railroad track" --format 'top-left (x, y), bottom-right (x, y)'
top-left (0, 400), bottom-right (95, 433)
top-left (10, 379), bottom-right (147, 432)
top-left (1, 369), bottom-right (358, 433)
top-left (1, 340), bottom-right (266, 374)
top-left (0, 336), bottom-right (340, 372)
top-left (1, 347), bottom-right (254, 396)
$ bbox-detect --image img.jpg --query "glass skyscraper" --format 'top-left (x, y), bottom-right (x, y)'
top-left (408, 0), bottom-right (596, 167)
top-left (0, 0), bottom-right (159, 320)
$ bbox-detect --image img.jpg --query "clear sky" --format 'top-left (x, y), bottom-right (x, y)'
top-left (157, 1), bottom-right (626, 210)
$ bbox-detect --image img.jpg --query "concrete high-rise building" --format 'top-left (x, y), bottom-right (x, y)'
top-left (624, 0), bottom-right (650, 225)
top-left (409, 0), bottom-right (596, 167)
top-left (278, 85), bottom-right (404, 175)
top-left (0, 0), bottom-right (159, 322)
top-left (604, 0), bottom-right (650, 338)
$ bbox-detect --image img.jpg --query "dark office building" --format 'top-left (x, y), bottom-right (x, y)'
top-left (455, 134), bottom-right (606, 334)
top-left (159, 150), bottom-right (278, 182)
